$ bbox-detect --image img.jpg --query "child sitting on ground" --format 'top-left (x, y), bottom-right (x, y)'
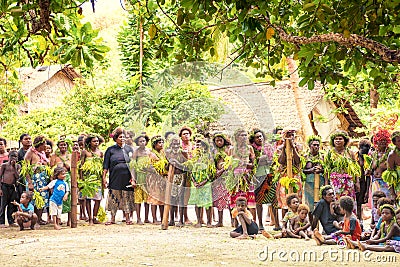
top-left (356, 208), bottom-right (400, 252)
top-left (346, 204), bottom-right (399, 249)
top-left (262, 193), bottom-right (300, 239)
top-left (12, 191), bottom-right (38, 230)
top-left (288, 204), bottom-right (312, 240)
top-left (330, 200), bottom-right (345, 230)
top-left (314, 196), bottom-right (361, 246)
top-left (230, 196), bottom-right (259, 239)
top-left (370, 190), bottom-right (387, 230)
top-left (369, 197), bottom-right (394, 239)
top-left (39, 167), bottom-right (69, 230)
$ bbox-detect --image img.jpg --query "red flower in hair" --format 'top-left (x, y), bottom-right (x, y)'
top-left (372, 129), bottom-right (391, 147)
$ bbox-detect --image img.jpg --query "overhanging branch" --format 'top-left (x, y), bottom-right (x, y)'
top-left (264, 16), bottom-right (400, 63)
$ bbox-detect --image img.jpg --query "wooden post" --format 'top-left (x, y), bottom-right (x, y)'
top-left (314, 173), bottom-right (320, 203)
top-left (161, 165), bottom-right (175, 230)
top-left (285, 138), bottom-right (293, 194)
top-left (70, 151), bottom-right (78, 228)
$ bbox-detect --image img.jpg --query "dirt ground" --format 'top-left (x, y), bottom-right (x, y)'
top-left (0, 206), bottom-right (398, 267)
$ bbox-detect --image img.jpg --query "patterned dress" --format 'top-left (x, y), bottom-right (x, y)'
top-left (251, 142), bottom-right (275, 205)
top-left (228, 145), bottom-right (256, 209)
top-left (324, 148), bottom-right (361, 202)
top-left (212, 148), bottom-right (230, 211)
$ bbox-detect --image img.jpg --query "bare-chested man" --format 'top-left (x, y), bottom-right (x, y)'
top-left (0, 151), bottom-right (20, 227)
top-left (385, 131), bottom-right (400, 200)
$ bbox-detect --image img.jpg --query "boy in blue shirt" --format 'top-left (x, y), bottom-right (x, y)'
top-left (39, 167), bottom-right (69, 230)
top-left (12, 191), bottom-right (38, 230)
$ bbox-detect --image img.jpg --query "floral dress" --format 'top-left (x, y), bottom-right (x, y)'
top-left (212, 147), bottom-right (231, 211)
top-left (324, 148), bottom-right (361, 201)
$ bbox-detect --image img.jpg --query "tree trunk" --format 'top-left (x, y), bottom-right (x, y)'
top-left (370, 86), bottom-right (379, 109)
top-left (286, 57), bottom-right (313, 142)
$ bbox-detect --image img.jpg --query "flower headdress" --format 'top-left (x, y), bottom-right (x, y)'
top-left (372, 129), bottom-right (391, 148)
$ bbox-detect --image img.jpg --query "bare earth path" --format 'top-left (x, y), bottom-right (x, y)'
top-left (1, 219), bottom-right (398, 267)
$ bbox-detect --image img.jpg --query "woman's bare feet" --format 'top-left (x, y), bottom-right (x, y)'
top-left (175, 222), bottom-right (184, 228)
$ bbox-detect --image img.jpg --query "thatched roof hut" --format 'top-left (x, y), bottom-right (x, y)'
top-left (209, 80), bottom-right (364, 142)
top-left (18, 65), bottom-right (81, 114)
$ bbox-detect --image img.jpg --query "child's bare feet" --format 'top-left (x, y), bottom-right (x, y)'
top-left (152, 220), bottom-right (161, 225)
top-left (54, 225), bottom-right (61, 230)
top-left (357, 240), bottom-right (366, 251)
top-left (168, 220), bottom-right (175, 226)
top-left (206, 223), bottom-right (215, 228)
top-left (261, 230), bottom-right (273, 239)
top-left (19, 227), bottom-right (24, 231)
top-left (89, 220), bottom-right (94, 226)
top-left (144, 219), bottom-right (150, 223)
top-left (194, 223), bottom-right (202, 228)
top-left (137, 220), bottom-right (144, 225)
top-left (214, 222), bottom-right (223, 227)
top-left (344, 237), bottom-right (355, 249)
top-left (185, 220), bottom-right (193, 225)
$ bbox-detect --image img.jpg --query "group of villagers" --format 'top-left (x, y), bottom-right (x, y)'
top-left (2, 125), bottom-right (400, 254)
top-left (0, 134), bottom-right (104, 230)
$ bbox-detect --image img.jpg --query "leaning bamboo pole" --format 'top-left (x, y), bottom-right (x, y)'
top-left (70, 151), bottom-right (78, 228)
top-left (314, 173), bottom-right (320, 203)
top-left (285, 138), bottom-right (293, 194)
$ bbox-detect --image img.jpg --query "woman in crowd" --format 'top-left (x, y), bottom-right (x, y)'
top-left (103, 127), bottom-right (134, 225)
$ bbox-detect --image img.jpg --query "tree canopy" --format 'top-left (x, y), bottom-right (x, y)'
top-left (126, 0), bottom-right (399, 104)
top-left (0, 0), bottom-right (110, 124)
